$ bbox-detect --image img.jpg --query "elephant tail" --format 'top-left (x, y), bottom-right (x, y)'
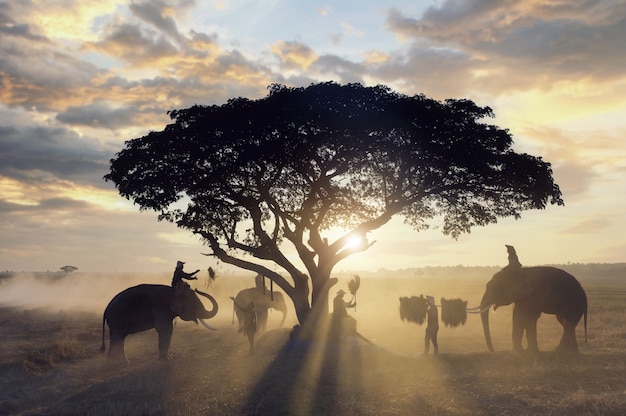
top-left (584, 307), bottom-right (587, 342)
top-left (100, 313), bottom-right (106, 354)
top-left (230, 296), bottom-right (235, 325)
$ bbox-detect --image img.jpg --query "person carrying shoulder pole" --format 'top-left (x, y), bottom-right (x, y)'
top-left (424, 295), bottom-right (439, 355)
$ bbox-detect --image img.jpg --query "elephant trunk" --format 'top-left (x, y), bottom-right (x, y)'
top-left (195, 289), bottom-right (219, 319)
top-left (480, 292), bottom-right (495, 352)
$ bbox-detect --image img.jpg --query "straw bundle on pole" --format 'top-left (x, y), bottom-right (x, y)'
top-left (440, 297), bottom-right (468, 328)
top-left (399, 295), bottom-right (428, 325)
top-left (349, 274), bottom-right (360, 311)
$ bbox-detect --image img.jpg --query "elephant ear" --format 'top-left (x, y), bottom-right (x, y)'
top-left (171, 283), bottom-right (198, 323)
top-left (513, 273), bottom-right (533, 301)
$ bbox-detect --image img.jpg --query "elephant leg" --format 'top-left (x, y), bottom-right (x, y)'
top-left (246, 330), bottom-right (255, 354)
top-left (524, 312), bottom-right (541, 354)
top-left (257, 310), bottom-right (269, 333)
top-left (108, 330), bottom-right (129, 364)
top-left (556, 315), bottom-right (578, 353)
top-left (235, 309), bottom-right (244, 331)
top-left (512, 306), bottom-right (525, 352)
top-left (156, 320), bottom-right (174, 361)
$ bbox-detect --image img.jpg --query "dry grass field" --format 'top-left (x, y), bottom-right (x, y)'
top-left (1, 268), bottom-right (625, 415)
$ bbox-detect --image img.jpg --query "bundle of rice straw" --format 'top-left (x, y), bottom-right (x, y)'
top-left (348, 274), bottom-right (360, 311)
top-left (348, 274), bottom-right (360, 296)
top-left (399, 295), bottom-right (428, 325)
top-left (440, 297), bottom-right (468, 328)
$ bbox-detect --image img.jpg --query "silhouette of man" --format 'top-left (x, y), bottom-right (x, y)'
top-left (333, 289), bottom-right (355, 317)
top-left (330, 289), bottom-right (357, 341)
top-left (506, 245), bottom-right (522, 268)
top-left (171, 260), bottom-right (200, 288)
top-left (231, 298), bottom-right (257, 354)
top-left (424, 296), bottom-right (439, 355)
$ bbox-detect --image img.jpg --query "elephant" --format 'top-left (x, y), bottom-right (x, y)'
top-left (233, 287), bottom-right (287, 332)
top-left (480, 245), bottom-right (587, 353)
top-left (100, 283), bottom-right (218, 363)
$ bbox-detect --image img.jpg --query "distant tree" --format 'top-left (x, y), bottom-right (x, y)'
top-left (105, 82), bottom-right (563, 330)
top-left (60, 266), bottom-right (78, 273)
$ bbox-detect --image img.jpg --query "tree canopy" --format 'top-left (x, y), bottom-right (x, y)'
top-left (105, 82), bottom-right (563, 325)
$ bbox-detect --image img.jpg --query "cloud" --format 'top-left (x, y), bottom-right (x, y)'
top-left (386, 2), bottom-right (626, 92)
top-left (271, 40), bottom-right (319, 70)
top-left (0, 124), bottom-right (110, 186)
top-left (86, 21), bottom-right (179, 65)
top-left (0, 4), bottom-right (49, 42)
top-left (56, 103), bottom-right (138, 129)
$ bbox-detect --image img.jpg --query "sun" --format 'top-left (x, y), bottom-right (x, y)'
top-left (344, 235), bottom-right (364, 249)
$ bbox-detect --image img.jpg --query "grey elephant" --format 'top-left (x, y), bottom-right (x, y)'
top-left (480, 245), bottom-right (587, 353)
top-left (233, 287), bottom-right (287, 332)
top-left (100, 283), bottom-right (218, 363)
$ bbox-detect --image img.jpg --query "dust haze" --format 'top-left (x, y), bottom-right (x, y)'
top-left (0, 269), bottom-right (547, 354)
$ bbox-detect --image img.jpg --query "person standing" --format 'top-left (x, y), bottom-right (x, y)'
top-left (231, 298), bottom-right (257, 354)
top-left (424, 295), bottom-right (439, 355)
top-left (171, 260), bottom-right (200, 288)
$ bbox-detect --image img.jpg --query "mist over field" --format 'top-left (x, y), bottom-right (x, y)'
top-left (1, 264), bottom-right (625, 415)
top-left (0, 262), bottom-right (622, 357)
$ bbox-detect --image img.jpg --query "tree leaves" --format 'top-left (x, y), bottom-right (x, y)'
top-left (104, 82), bottom-right (563, 319)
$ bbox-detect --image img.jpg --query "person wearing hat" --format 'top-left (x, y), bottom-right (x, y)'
top-left (171, 260), bottom-right (200, 288)
top-left (424, 295), bottom-right (439, 355)
top-left (333, 289), bottom-right (356, 318)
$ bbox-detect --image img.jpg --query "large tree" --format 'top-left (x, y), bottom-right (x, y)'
top-left (105, 82), bottom-right (563, 327)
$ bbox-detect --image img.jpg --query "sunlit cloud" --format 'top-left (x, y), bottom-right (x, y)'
top-left (318, 7), bottom-right (330, 16)
top-left (1, 0), bottom-right (625, 272)
top-left (271, 40), bottom-right (319, 70)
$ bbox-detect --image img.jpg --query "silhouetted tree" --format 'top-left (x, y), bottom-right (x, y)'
top-left (60, 265), bottom-right (78, 273)
top-left (105, 82), bottom-right (563, 329)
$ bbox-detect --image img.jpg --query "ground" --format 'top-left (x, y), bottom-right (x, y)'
top-left (1, 272), bottom-right (625, 415)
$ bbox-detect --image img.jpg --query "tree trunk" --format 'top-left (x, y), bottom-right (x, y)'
top-left (293, 273), bottom-right (338, 340)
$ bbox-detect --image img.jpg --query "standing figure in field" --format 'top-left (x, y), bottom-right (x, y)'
top-left (230, 297), bottom-right (257, 354)
top-left (424, 296), bottom-right (439, 355)
top-left (171, 260), bottom-right (200, 288)
top-left (232, 286), bottom-right (288, 332)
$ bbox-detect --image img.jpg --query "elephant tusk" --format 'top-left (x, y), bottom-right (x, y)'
top-left (199, 318), bottom-right (218, 331)
top-left (466, 304), bottom-right (494, 314)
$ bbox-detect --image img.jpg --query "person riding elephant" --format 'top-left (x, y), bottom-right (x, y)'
top-left (101, 282), bottom-right (218, 363)
top-left (480, 245), bottom-right (587, 353)
top-left (171, 260), bottom-right (200, 288)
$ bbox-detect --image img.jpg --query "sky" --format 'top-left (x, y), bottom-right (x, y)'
top-left (0, 0), bottom-right (625, 274)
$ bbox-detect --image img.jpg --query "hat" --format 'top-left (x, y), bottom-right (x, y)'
top-left (176, 260), bottom-right (185, 266)
top-left (336, 289), bottom-right (346, 296)
top-left (426, 296), bottom-right (436, 306)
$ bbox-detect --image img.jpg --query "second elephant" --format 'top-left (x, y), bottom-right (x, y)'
top-left (233, 287), bottom-right (287, 332)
